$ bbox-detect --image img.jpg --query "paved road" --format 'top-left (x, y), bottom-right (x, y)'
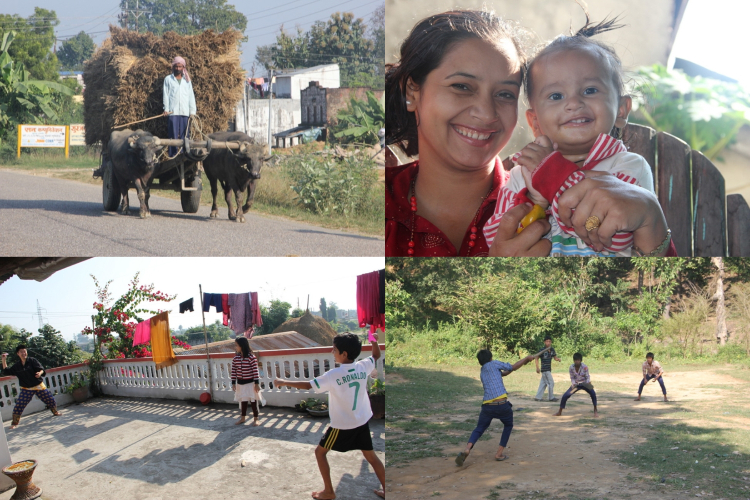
top-left (0, 170), bottom-right (383, 256)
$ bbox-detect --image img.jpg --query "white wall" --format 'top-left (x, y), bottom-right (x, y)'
top-left (234, 93), bottom-right (301, 144)
top-left (276, 65), bottom-right (340, 100)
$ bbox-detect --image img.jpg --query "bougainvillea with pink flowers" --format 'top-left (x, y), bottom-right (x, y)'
top-left (81, 273), bottom-right (190, 359)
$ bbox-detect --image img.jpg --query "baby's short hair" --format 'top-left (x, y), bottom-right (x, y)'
top-left (477, 349), bottom-right (493, 366)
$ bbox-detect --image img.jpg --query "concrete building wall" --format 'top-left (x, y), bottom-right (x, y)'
top-left (386, 0), bottom-right (678, 155)
top-left (234, 94), bottom-right (301, 144)
top-left (276, 64), bottom-right (341, 100)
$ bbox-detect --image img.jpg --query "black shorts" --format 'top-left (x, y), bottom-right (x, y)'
top-left (319, 421), bottom-right (373, 452)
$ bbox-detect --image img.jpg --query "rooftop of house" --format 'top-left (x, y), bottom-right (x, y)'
top-left (275, 64), bottom-right (339, 77)
top-left (0, 396), bottom-right (384, 500)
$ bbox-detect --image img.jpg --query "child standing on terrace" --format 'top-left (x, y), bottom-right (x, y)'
top-left (231, 337), bottom-right (261, 426)
top-left (275, 332), bottom-right (384, 499)
top-left (484, 14), bottom-right (675, 257)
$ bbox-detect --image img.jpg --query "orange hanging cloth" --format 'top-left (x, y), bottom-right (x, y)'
top-left (150, 312), bottom-right (177, 370)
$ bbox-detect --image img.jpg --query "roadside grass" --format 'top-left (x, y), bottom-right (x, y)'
top-left (0, 154), bottom-right (384, 237)
top-left (387, 361), bottom-right (750, 498)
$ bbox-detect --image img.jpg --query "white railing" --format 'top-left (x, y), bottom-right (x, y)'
top-left (0, 363), bottom-right (90, 422)
top-left (98, 344), bottom-right (385, 408)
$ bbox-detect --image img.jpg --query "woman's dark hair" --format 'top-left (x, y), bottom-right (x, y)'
top-left (525, 11), bottom-right (626, 138)
top-left (386, 9), bottom-right (529, 157)
top-left (235, 337), bottom-right (252, 358)
top-left (573, 352), bottom-right (583, 362)
top-left (477, 349), bottom-right (493, 366)
top-left (333, 333), bottom-right (362, 362)
top-left (15, 345), bottom-right (27, 353)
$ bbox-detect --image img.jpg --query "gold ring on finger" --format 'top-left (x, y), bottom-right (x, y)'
top-left (585, 215), bottom-right (601, 232)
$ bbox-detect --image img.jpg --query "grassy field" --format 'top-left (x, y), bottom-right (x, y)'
top-left (387, 358), bottom-right (750, 499)
top-left (0, 150), bottom-right (384, 236)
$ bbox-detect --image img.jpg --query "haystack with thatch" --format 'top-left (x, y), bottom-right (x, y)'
top-left (83, 26), bottom-right (244, 146)
top-left (273, 311), bottom-right (337, 346)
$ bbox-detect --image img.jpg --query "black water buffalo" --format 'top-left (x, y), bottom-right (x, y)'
top-left (203, 131), bottom-right (269, 223)
top-left (108, 129), bottom-right (163, 218)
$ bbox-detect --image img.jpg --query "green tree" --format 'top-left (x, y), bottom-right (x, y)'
top-left (56, 31), bottom-right (95, 71)
top-left (256, 12), bottom-right (378, 88)
top-left (259, 300), bottom-right (291, 334)
top-left (369, 4), bottom-right (384, 82)
top-left (0, 8), bottom-right (60, 81)
top-left (290, 307), bottom-right (304, 318)
top-left (180, 320), bottom-right (232, 344)
top-left (332, 91), bottom-right (384, 145)
top-left (119, 0), bottom-right (247, 36)
top-left (0, 31), bottom-right (74, 139)
top-left (319, 298), bottom-right (327, 321)
top-left (327, 301), bottom-right (338, 322)
top-left (5, 324), bottom-right (84, 369)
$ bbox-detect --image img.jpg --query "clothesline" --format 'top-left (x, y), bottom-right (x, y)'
top-left (202, 292), bottom-right (262, 339)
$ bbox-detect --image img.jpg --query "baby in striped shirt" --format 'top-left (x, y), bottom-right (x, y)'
top-left (484, 16), bottom-right (654, 257)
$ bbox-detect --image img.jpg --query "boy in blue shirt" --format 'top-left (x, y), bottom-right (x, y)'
top-left (455, 348), bottom-right (548, 466)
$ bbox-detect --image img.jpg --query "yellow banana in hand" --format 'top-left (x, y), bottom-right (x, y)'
top-left (516, 204), bottom-right (547, 233)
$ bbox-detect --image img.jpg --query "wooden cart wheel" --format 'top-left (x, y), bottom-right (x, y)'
top-left (180, 175), bottom-right (202, 213)
top-left (102, 158), bottom-right (120, 212)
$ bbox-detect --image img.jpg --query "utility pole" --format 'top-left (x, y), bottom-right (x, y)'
top-left (35, 300), bottom-right (47, 330)
top-left (267, 68), bottom-right (274, 156)
top-left (120, 0), bottom-right (151, 32)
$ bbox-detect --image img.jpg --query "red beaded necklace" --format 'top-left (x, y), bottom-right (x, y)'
top-left (407, 173), bottom-right (492, 257)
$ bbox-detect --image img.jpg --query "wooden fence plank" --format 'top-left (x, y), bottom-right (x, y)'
top-left (727, 194), bottom-right (750, 257)
top-left (691, 151), bottom-right (727, 256)
top-left (623, 123), bottom-right (656, 180)
top-left (656, 132), bottom-right (693, 256)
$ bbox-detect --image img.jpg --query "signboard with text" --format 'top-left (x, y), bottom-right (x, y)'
top-left (69, 124), bottom-right (85, 146)
top-left (17, 125), bottom-right (69, 158)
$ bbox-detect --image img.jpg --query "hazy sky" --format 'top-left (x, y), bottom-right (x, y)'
top-left (0, 257), bottom-right (384, 341)
top-left (5, 0), bottom-right (383, 75)
top-left (670, 0), bottom-right (750, 86)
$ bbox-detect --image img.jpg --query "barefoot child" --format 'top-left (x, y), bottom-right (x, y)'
top-left (455, 348), bottom-right (547, 466)
top-left (554, 353), bottom-right (598, 417)
top-left (484, 12), bottom-right (675, 257)
top-left (635, 352), bottom-right (667, 402)
top-left (534, 336), bottom-right (560, 401)
top-left (231, 337), bottom-right (261, 426)
top-left (274, 332), bottom-right (385, 499)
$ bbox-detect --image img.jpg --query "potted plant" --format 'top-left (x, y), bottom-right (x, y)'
top-left (304, 398), bottom-right (329, 417)
top-left (65, 373), bottom-right (90, 403)
top-left (368, 379), bottom-right (384, 419)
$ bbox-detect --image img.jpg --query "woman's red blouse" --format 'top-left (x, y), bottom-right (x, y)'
top-left (385, 159), bottom-right (509, 257)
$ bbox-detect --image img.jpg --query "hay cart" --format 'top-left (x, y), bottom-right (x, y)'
top-left (99, 135), bottom-right (248, 214)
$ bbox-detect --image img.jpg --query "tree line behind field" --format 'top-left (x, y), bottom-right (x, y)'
top-left (386, 258), bottom-right (750, 363)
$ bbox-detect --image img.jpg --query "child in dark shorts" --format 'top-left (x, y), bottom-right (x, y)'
top-left (275, 331), bottom-right (384, 499)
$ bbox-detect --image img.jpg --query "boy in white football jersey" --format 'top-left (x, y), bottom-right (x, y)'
top-left (275, 331), bottom-right (384, 499)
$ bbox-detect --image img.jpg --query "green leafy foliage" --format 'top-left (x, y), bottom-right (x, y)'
top-left (175, 320), bottom-right (232, 345)
top-left (332, 91), bottom-right (384, 145)
top-left (258, 299), bottom-right (292, 335)
top-left (631, 64), bottom-right (750, 160)
top-left (117, 0), bottom-right (247, 36)
top-left (0, 8), bottom-right (60, 81)
top-left (1, 324), bottom-right (84, 369)
top-left (286, 151), bottom-right (378, 217)
top-left (256, 12), bottom-right (381, 88)
top-left (57, 31), bottom-right (95, 71)
top-left (0, 31), bottom-right (74, 140)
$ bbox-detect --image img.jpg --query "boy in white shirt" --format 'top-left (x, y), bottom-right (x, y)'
top-left (275, 331), bottom-right (384, 499)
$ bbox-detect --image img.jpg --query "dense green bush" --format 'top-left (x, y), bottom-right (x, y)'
top-left (284, 152), bottom-right (379, 217)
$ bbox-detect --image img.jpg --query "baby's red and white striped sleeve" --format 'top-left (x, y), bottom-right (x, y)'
top-left (548, 170), bottom-right (639, 252)
top-left (483, 185), bottom-right (532, 247)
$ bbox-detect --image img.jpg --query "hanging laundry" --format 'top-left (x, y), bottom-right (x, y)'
top-left (228, 293), bottom-right (253, 336)
top-left (357, 271), bottom-right (385, 334)
top-left (203, 293), bottom-right (223, 313)
top-left (250, 292), bottom-right (262, 327)
top-left (150, 312), bottom-right (176, 370)
top-left (222, 293), bottom-right (230, 327)
top-left (133, 320), bottom-right (151, 346)
top-left (379, 269), bottom-right (385, 314)
top-left (179, 298), bottom-right (194, 313)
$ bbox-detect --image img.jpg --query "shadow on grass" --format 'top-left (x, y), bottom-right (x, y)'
top-left (612, 420), bottom-right (750, 499)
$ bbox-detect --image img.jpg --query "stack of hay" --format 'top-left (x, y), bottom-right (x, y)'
top-left (272, 311), bottom-right (337, 346)
top-left (83, 25), bottom-right (244, 146)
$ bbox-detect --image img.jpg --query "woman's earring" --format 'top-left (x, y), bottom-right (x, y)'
top-left (405, 100), bottom-right (411, 105)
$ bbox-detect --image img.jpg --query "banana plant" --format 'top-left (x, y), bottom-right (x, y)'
top-left (332, 91), bottom-right (385, 145)
top-left (0, 30), bottom-right (73, 137)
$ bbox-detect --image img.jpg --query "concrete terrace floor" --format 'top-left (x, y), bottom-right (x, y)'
top-left (0, 397), bottom-right (385, 500)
